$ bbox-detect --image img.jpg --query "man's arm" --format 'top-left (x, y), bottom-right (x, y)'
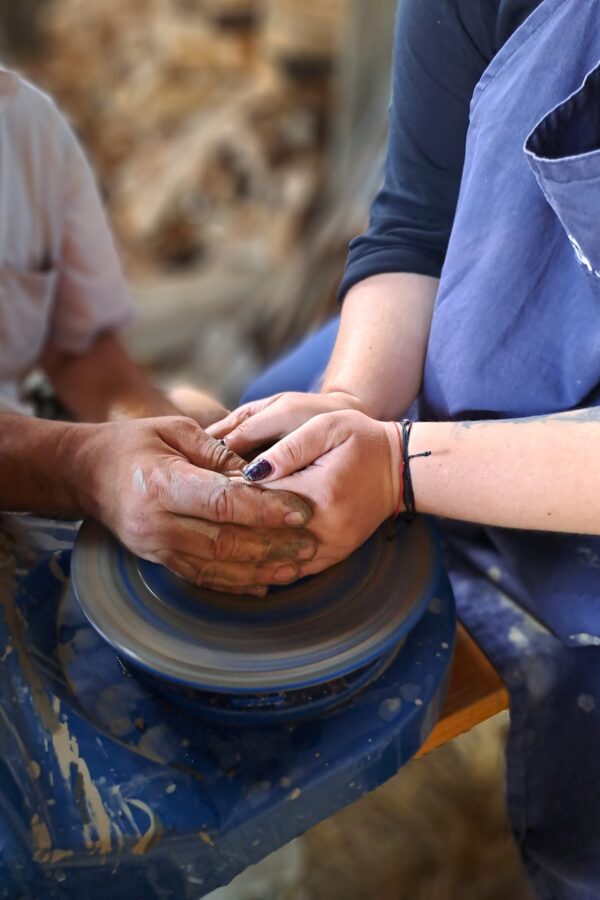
top-left (0, 415), bottom-right (86, 516)
top-left (41, 110), bottom-right (226, 427)
top-left (42, 332), bottom-right (229, 425)
top-left (0, 414), bottom-right (316, 593)
top-left (41, 332), bottom-right (178, 422)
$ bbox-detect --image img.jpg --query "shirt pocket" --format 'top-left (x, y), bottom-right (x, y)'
top-left (525, 60), bottom-right (600, 289)
top-left (0, 266), bottom-right (58, 380)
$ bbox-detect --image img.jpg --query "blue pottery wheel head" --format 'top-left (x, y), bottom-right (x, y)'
top-left (71, 518), bottom-right (440, 694)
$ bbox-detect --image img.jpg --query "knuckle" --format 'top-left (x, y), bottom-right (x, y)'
top-left (233, 403), bottom-right (257, 424)
top-left (329, 482), bottom-right (345, 506)
top-left (320, 415), bottom-right (342, 444)
top-left (121, 512), bottom-right (152, 542)
top-left (220, 446), bottom-right (244, 471)
top-left (232, 417), bottom-right (255, 439)
top-left (211, 527), bottom-right (237, 562)
top-left (161, 414), bottom-right (200, 446)
top-left (194, 563), bottom-right (221, 584)
top-left (174, 415), bottom-right (201, 438)
top-left (319, 484), bottom-right (336, 510)
top-left (212, 484), bottom-right (233, 521)
top-left (207, 440), bottom-right (243, 473)
top-left (281, 436), bottom-right (305, 470)
top-left (236, 484), bottom-right (266, 528)
top-left (161, 553), bottom-right (198, 583)
top-left (147, 458), bottom-right (175, 502)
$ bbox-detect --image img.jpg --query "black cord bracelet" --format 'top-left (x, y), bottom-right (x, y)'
top-left (398, 418), bottom-right (431, 521)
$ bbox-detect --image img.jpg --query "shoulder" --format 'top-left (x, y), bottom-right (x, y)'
top-left (0, 67), bottom-right (74, 163)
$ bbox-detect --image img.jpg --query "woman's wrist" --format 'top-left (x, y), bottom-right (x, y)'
top-left (320, 387), bottom-right (370, 416)
top-left (383, 420), bottom-right (404, 519)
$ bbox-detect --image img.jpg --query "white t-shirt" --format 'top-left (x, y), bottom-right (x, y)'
top-left (0, 67), bottom-right (134, 413)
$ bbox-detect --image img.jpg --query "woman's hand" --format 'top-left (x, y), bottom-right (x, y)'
top-left (207, 390), bottom-right (366, 456)
top-left (239, 410), bottom-right (401, 577)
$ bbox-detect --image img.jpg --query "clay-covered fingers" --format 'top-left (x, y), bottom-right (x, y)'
top-left (155, 415), bottom-right (246, 475)
top-left (158, 459), bottom-right (313, 528)
top-left (154, 549), bottom-right (303, 591)
top-left (162, 516), bottom-right (317, 564)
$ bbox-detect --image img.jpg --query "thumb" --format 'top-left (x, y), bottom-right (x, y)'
top-left (242, 412), bottom-right (350, 483)
top-left (157, 417), bottom-right (246, 474)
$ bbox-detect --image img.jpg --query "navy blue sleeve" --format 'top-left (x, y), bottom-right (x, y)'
top-left (338, 0), bottom-right (501, 299)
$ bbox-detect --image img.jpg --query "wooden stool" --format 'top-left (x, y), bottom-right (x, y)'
top-left (417, 625), bottom-right (509, 757)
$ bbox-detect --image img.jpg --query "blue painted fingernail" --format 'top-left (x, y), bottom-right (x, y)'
top-left (243, 458), bottom-right (273, 482)
top-left (218, 438), bottom-right (227, 446)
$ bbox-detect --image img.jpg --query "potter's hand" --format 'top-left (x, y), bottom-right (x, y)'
top-left (240, 410), bottom-right (401, 577)
top-left (207, 391), bottom-right (365, 456)
top-left (71, 416), bottom-right (316, 594)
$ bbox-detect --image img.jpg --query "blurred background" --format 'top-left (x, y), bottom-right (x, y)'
top-left (0, 3), bottom-right (533, 897)
top-left (1, 0), bottom-right (396, 406)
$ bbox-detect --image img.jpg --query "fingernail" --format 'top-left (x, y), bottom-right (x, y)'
top-left (243, 458), bottom-right (273, 482)
top-left (173, 563), bottom-right (196, 582)
top-left (274, 564), bottom-right (297, 583)
top-left (297, 542), bottom-right (316, 560)
top-left (284, 511), bottom-right (307, 526)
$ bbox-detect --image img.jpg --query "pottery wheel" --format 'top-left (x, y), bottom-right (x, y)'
top-left (71, 517), bottom-right (440, 694)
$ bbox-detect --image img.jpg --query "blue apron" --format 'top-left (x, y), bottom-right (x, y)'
top-left (420, 2), bottom-right (600, 895)
top-left (243, 1), bottom-right (600, 895)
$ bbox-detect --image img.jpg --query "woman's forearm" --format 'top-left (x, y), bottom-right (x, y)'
top-left (321, 273), bottom-right (438, 420)
top-left (411, 408), bottom-right (600, 534)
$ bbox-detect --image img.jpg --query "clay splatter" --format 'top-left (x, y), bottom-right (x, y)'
top-left (577, 694), bottom-right (596, 713)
